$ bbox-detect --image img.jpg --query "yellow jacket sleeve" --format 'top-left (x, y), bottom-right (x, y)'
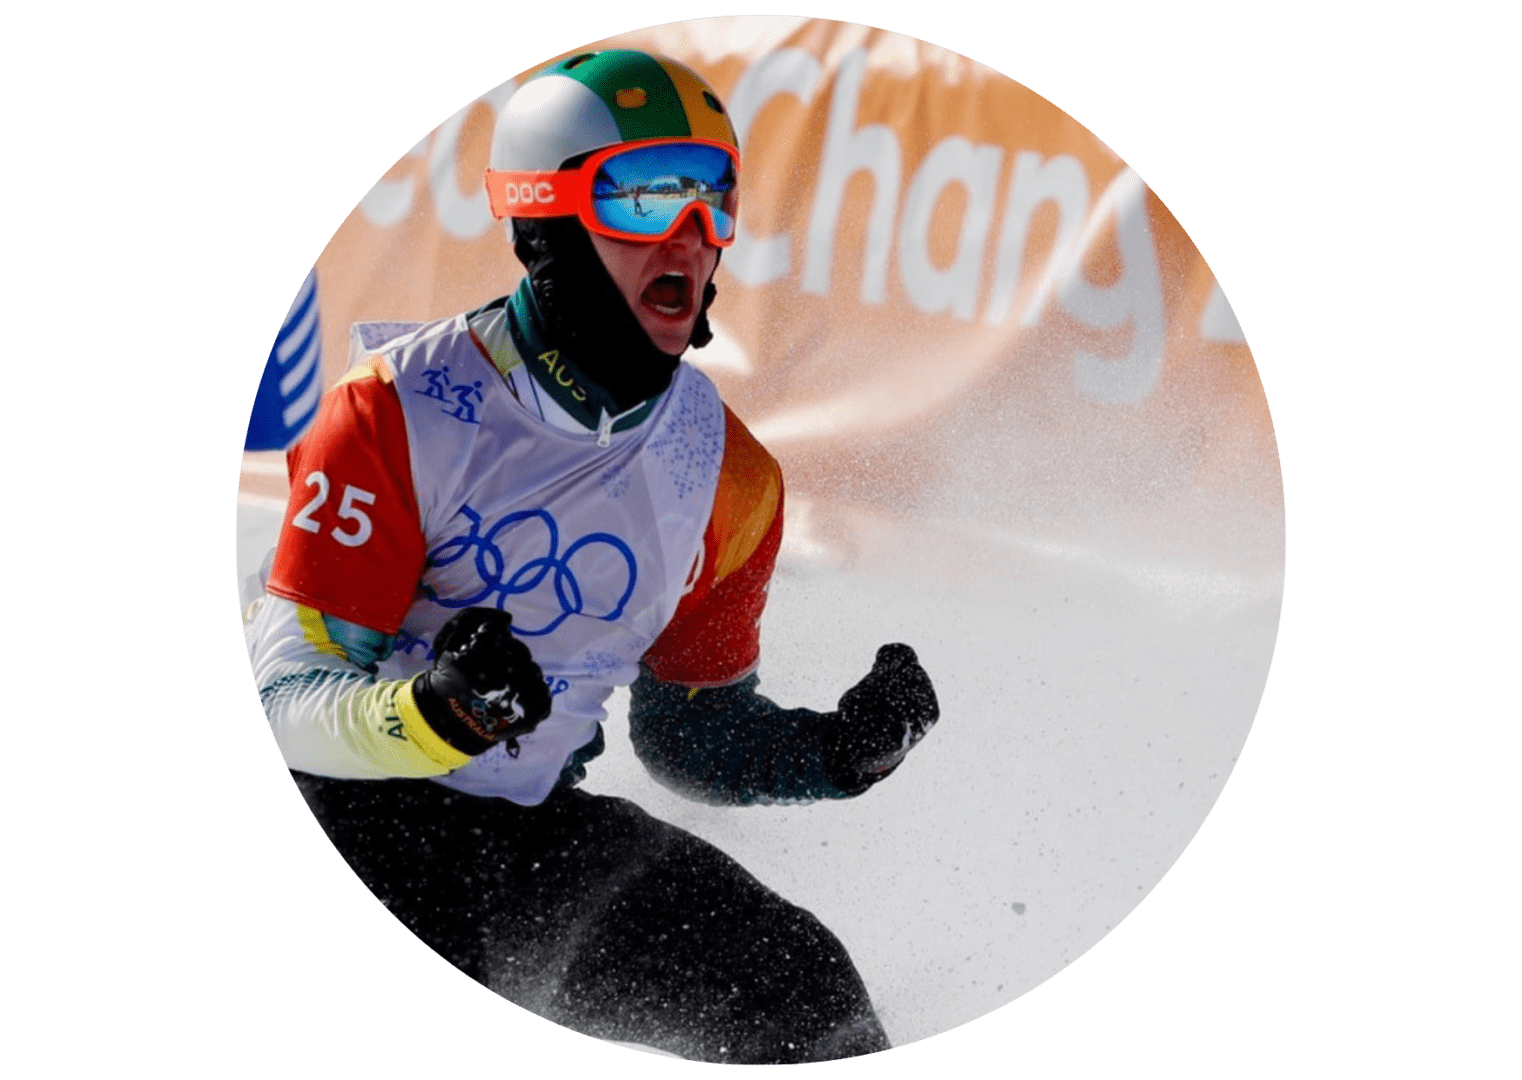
top-left (246, 593), bottom-right (471, 778)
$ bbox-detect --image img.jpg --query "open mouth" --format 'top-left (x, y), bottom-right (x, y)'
top-left (641, 272), bottom-right (692, 318)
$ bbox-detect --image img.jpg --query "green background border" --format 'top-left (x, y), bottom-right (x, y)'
top-left (8, 0), bottom-right (1509, 1076)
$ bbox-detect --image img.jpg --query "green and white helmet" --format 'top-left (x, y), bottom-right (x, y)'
top-left (492, 49), bottom-right (739, 173)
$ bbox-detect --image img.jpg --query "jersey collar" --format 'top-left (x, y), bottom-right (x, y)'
top-left (481, 282), bottom-right (661, 436)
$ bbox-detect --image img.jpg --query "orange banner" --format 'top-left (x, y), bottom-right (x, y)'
top-left (247, 16), bottom-right (1279, 583)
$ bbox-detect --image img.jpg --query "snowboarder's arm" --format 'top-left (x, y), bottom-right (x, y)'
top-left (629, 668), bottom-right (847, 803)
top-left (248, 597), bottom-right (470, 778)
top-left (641, 405), bottom-right (783, 688)
top-left (629, 644), bottom-right (939, 805)
top-left (248, 359), bottom-right (543, 779)
top-left (633, 410), bottom-right (939, 804)
top-left (264, 357), bottom-right (427, 630)
top-left (250, 600), bottom-right (554, 778)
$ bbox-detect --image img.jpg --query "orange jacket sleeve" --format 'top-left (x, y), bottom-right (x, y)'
top-left (266, 358), bottom-right (427, 633)
top-left (642, 405), bottom-right (783, 687)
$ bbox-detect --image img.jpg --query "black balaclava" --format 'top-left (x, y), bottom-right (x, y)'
top-left (512, 216), bottom-right (719, 415)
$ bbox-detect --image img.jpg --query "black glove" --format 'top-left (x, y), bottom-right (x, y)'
top-left (410, 608), bottom-right (553, 757)
top-left (820, 643), bottom-right (940, 795)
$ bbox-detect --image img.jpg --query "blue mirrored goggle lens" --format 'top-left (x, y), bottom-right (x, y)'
top-left (591, 143), bottom-right (738, 241)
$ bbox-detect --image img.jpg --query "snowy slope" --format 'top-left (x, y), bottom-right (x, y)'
top-left (236, 489), bottom-right (1277, 1048)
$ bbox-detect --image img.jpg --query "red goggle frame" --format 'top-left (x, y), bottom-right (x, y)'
top-left (485, 137), bottom-right (740, 247)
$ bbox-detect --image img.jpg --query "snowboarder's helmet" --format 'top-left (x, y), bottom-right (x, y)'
top-left (493, 49), bottom-right (738, 172)
top-left (488, 50), bottom-right (740, 246)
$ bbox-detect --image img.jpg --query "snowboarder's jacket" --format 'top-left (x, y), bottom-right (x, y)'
top-left (246, 284), bottom-right (855, 806)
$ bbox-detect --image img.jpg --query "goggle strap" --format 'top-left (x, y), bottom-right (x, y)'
top-left (485, 170), bottom-right (581, 220)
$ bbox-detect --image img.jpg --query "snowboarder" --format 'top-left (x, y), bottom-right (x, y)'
top-left (245, 48), bottom-right (940, 1064)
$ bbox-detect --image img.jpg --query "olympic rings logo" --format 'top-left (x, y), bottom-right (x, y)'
top-left (424, 505), bottom-right (638, 637)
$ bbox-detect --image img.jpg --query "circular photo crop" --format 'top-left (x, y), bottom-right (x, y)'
top-left (237, 15), bottom-right (1282, 1064)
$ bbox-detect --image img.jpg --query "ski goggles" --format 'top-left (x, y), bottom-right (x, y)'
top-left (485, 137), bottom-right (740, 246)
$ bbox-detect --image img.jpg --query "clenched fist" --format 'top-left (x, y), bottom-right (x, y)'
top-left (819, 644), bottom-right (940, 795)
top-left (410, 608), bottom-right (554, 756)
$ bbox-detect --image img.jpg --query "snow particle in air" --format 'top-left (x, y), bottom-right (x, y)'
top-left (1011, 902), bottom-right (1026, 914)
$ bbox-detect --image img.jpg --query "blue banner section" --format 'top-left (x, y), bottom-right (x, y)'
top-left (245, 269), bottom-right (323, 452)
